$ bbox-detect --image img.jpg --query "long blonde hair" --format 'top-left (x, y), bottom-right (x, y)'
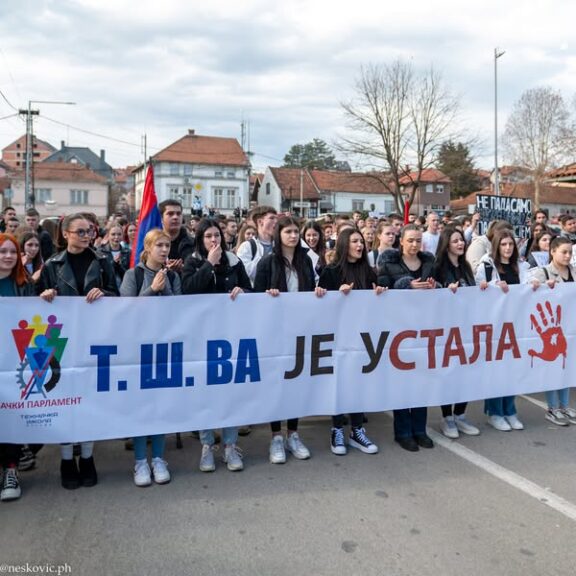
top-left (140, 229), bottom-right (171, 264)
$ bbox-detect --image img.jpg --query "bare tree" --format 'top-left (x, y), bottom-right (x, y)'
top-left (503, 87), bottom-right (575, 208)
top-left (339, 61), bottom-right (459, 213)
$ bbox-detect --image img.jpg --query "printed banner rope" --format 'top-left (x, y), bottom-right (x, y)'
top-left (0, 284), bottom-right (572, 443)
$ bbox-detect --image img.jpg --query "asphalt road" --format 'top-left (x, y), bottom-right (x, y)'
top-left (2, 393), bottom-right (576, 576)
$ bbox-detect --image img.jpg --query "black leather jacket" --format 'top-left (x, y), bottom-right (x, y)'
top-left (37, 248), bottom-right (119, 296)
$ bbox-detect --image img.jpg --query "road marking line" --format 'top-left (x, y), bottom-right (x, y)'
top-left (426, 428), bottom-right (576, 523)
top-left (520, 394), bottom-right (547, 410)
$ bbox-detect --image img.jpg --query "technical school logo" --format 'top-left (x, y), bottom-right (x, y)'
top-left (528, 301), bottom-right (566, 369)
top-left (12, 315), bottom-right (68, 399)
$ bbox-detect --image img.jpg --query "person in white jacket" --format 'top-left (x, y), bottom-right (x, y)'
top-left (474, 228), bottom-right (539, 432)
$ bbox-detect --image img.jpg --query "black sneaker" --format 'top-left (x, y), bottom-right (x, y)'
top-left (1, 467), bottom-right (21, 501)
top-left (18, 446), bottom-right (36, 472)
top-left (79, 457), bottom-right (98, 487)
top-left (330, 427), bottom-right (347, 455)
top-left (60, 459), bottom-right (81, 490)
top-left (349, 427), bottom-right (378, 454)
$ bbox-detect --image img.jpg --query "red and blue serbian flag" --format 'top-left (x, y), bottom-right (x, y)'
top-left (130, 162), bottom-right (162, 267)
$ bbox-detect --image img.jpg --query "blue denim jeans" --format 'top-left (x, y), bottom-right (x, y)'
top-left (133, 435), bottom-right (165, 460)
top-left (545, 388), bottom-right (570, 409)
top-left (393, 407), bottom-right (427, 439)
top-left (484, 396), bottom-right (516, 417)
top-left (200, 427), bottom-right (238, 447)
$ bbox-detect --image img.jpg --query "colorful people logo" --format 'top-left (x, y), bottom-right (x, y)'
top-left (528, 302), bottom-right (567, 369)
top-left (12, 315), bottom-right (68, 399)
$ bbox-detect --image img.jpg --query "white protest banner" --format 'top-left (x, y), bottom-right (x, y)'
top-left (0, 284), bottom-right (572, 443)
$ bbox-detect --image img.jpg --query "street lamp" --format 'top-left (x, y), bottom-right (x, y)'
top-left (494, 48), bottom-right (505, 197)
top-left (19, 99), bottom-right (76, 209)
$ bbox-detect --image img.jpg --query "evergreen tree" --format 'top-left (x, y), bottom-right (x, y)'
top-left (283, 138), bottom-right (338, 170)
top-left (436, 141), bottom-right (480, 198)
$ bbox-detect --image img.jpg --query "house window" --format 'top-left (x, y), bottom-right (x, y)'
top-left (436, 184), bottom-right (444, 194)
top-left (213, 188), bottom-right (238, 209)
top-left (183, 164), bottom-right (193, 176)
top-left (227, 171), bottom-right (235, 179)
top-left (170, 163), bottom-right (180, 176)
top-left (168, 186), bottom-right (180, 197)
top-left (35, 188), bottom-right (52, 203)
top-left (214, 169), bottom-right (223, 178)
top-left (70, 189), bottom-right (89, 205)
top-left (426, 184), bottom-right (433, 193)
top-left (352, 200), bottom-right (364, 211)
top-left (266, 183), bottom-right (271, 195)
top-left (180, 187), bottom-right (193, 208)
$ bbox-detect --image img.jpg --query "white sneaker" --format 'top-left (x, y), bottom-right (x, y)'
top-left (455, 415), bottom-right (480, 436)
top-left (134, 459), bottom-right (152, 487)
top-left (505, 415), bottom-right (524, 430)
top-left (269, 435), bottom-right (286, 464)
top-left (223, 445), bottom-right (244, 471)
top-left (199, 444), bottom-right (216, 472)
top-left (441, 416), bottom-right (459, 439)
top-left (488, 415), bottom-right (511, 431)
top-left (151, 458), bottom-right (171, 484)
top-left (286, 432), bottom-right (311, 460)
top-left (560, 406), bottom-right (576, 424)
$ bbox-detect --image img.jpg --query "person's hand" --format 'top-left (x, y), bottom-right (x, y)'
top-left (372, 283), bottom-right (386, 295)
top-left (410, 277), bottom-right (435, 290)
top-left (496, 280), bottom-right (509, 293)
top-left (86, 287), bottom-right (104, 303)
top-left (339, 282), bottom-right (354, 295)
top-left (448, 282), bottom-right (459, 293)
top-left (207, 245), bottom-right (222, 266)
top-left (166, 259), bottom-right (183, 272)
top-left (531, 279), bottom-right (540, 291)
top-left (21, 254), bottom-right (30, 266)
top-left (113, 253), bottom-right (121, 263)
top-left (266, 288), bottom-right (280, 297)
top-left (546, 279), bottom-right (556, 289)
top-left (479, 280), bottom-right (489, 291)
top-left (31, 268), bottom-right (42, 283)
top-left (229, 287), bottom-right (244, 300)
top-left (315, 287), bottom-right (327, 298)
top-left (151, 269), bottom-right (167, 293)
top-left (40, 288), bottom-right (57, 302)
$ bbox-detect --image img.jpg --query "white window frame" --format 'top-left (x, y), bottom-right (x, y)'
top-left (70, 189), bottom-right (89, 205)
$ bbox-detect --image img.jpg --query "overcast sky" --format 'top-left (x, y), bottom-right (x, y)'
top-left (1, 0), bottom-right (575, 172)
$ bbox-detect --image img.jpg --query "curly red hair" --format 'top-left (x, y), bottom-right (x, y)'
top-left (0, 233), bottom-right (28, 286)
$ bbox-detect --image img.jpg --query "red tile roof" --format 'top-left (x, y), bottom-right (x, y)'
top-left (399, 168), bottom-right (451, 185)
top-left (310, 170), bottom-right (393, 194)
top-left (270, 168), bottom-right (320, 200)
top-left (153, 133), bottom-right (249, 167)
top-left (1, 134), bottom-right (55, 153)
top-left (547, 163), bottom-right (576, 179)
top-left (12, 162), bottom-right (108, 184)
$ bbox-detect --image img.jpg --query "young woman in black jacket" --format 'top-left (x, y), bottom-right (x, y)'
top-left (181, 219), bottom-right (251, 473)
top-left (318, 227), bottom-right (385, 456)
top-left (432, 226), bottom-right (480, 440)
top-left (377, 224), bottom-right (436, 452)
top-left (38, 213), bottom-right (119, 490)
top-left (254, 216), bottom-right (325, 465)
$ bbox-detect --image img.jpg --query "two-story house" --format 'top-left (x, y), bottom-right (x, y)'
top-left (9, 162), bottom-right (109, 218)
top-left (1, 135), bottom-right (56, 170)
top-left (133, 130), bottom-right (251, 216)
top-left (401, 169), bottom-right (452, 216)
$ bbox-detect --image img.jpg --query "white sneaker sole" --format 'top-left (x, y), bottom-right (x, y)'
top-left (349, 438), bottom-right (378, 454)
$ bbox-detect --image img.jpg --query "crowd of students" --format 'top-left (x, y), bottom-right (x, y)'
top-left (1, 201), bottom-right (575, 502)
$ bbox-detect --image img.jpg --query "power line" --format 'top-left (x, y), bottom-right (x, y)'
top-left (0, 113), bottom-right (18, 121)
top-left (0, 87), bottom-right (17, 111)
top-left (40, 115), bottom-right (144, 149)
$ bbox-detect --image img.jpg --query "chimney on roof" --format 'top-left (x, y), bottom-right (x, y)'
top-left (61, 140), bottom-right (65, 149)
top-left (100, 149), bottom-right (105, 164)
top-left (188, 129), bottom-right (195, 136)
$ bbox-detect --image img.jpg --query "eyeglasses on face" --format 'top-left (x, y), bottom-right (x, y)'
top-left (68, 228), bottom-right (93, 238)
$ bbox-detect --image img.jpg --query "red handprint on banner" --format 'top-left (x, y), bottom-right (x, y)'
top-left (528, 301), bottom-right (567, 369)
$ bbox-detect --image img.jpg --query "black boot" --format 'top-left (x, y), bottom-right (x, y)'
top-left (79, 456), bottom-right (98, 487)
top-left (60, 458), bottom-right (80, 490)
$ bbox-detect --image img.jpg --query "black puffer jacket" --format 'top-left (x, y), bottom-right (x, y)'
top-left (254, 253), bottom-right (316, 293)
top-left (377, 249), bottom-right (437, 290)
top-left (181, 251), bottom-right (252, 295)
